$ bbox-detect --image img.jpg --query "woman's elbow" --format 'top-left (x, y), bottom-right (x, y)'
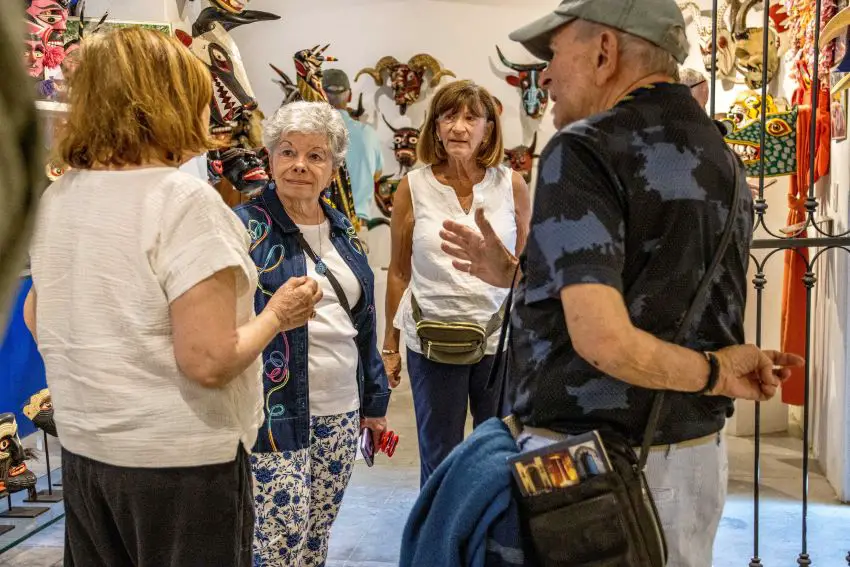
top-left (175, 350), bottom-right (236, 389)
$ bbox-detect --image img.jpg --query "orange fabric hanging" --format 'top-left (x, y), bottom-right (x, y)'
top-left (780, 85), bottom-right (830, 405)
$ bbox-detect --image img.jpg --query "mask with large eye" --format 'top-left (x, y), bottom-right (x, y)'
top-left (496, 46), bottom-right (549, 119)
top-left (382, 115), bottom-right (420, 173)
top-left (725, 106), bottom-right (798, 177)
top-left (503, 133), bottom-right (539, 183)
top-left (355, 54), bottom-right (455, 115)
top-left (0, 413), bottom-right (37, 496)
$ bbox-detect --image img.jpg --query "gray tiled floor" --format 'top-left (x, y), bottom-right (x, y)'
top-left (1, 375), bottom-right (848, 566)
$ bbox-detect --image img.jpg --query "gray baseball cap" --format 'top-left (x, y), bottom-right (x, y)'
top-left (509, 0), bottom-right (689, 64)
top-left (321, 69), bottom-right (350, 93)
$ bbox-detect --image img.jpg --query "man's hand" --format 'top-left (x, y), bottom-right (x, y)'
top-left (711, 345), bottom-right (804, 401)
top-left (439, 208), bottom-right (517, 288)
top-left (382, 351), bottom-right (403, 388)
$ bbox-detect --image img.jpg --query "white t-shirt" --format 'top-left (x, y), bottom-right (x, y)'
top-left (28, 167), bottom-right (264, 468)
top-left (296, 220), bottom-right (361, 416)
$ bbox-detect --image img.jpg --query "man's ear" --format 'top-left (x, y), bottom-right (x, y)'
top-left (595, 29), bottom-right (619, 84)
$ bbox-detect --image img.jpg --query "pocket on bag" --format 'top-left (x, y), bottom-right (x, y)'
top-left (521, 473), bottom-right (637, 566)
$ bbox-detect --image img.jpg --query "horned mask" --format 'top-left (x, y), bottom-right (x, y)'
top-left (495, 46), bottom-right (548, 119)
top-left (0, 413), bottom-right (37, 498)
top-left (294, 44), bottom-right (338, 103)
top-left (22, 389), bottom-right (57, 437)
top-left (375, 175), bottom-right (401, 218)
top-left (381, 116), bottom-right (419, 174)
top-left (356, 54), bottom-right (455, 115)
top-left (504, 133), bottom-right (539, 183)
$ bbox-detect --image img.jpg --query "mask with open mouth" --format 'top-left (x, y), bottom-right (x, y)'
top-left (381, 115), bottom-right (419, 175)
top-left (724, 105), bottom-right (798, 177)
top-left (178, 6), bottom-right (279, 144)
top-left (0, 413), bottom-right (37, 498)
top-left (209, 148), bottom-right (269, 194)
top-left (22, 389), bottom-right (57, 437)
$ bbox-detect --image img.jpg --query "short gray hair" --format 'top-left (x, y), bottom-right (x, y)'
top-left (575, 20), bottom-right (679, 79)
top-left (263, 101), bottom-right (349, 169)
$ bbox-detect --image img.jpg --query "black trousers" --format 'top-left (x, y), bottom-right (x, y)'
top-left (62, 446), bottom-right (253, 567)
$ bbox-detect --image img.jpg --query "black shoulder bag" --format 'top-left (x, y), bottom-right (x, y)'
top-left (490, 151), bottom-right (741, 566)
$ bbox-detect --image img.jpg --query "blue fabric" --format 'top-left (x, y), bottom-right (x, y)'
top-left (233, 185), bottom-right (390, 454)
top-left (400, 417), bottom-right (528, 567)
top-left (0, 277), bottom-right (45, 438)
top-left (339, 111), bottom-right (384, 219)
top-left (406, 349), bottom-right (499, 487)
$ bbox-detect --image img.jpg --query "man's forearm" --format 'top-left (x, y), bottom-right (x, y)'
top-left (591, 326), bottom-right (711, 393)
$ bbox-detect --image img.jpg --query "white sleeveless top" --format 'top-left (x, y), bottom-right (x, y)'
top-left (395, 164), bottom-right (517, 356)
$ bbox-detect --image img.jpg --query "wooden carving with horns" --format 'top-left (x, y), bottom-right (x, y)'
top-left (355, 54), bottom-right (455, 114)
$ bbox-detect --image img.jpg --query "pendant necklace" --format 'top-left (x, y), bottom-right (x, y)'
top-left (314, 206), bottom-right (328, 276)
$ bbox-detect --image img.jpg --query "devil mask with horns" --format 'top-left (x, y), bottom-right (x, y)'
top-left (381, 115), bottom-right (419, 175)
top-left (495, 46), bottom-right (549, 119)
top-left (177, 7), bottom-right (279, 141)
top-left (24, 0), bottom-right (69, 80)
top-left (504, 133), bottom-right (539, 183)
top-left (356, 54), bottom-right (455, 115)
top-left (0, 413), bottom-right (37, 497)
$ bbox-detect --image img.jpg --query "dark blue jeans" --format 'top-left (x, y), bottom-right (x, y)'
top-left (406, 349), bottom-right (500, 487)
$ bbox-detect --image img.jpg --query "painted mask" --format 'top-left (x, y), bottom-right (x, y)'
top-left (504, 133), bottom-right (539, 183)
top-left (734, 28), bottom-right (780, 89)
top-left (293, 44), bottom-right (337, 103)
top-left (24, 34), bottom-right (47, 79)
top-left (26, 0), bottom-right (68, 53)
top-left (495, 46), bottom-right (548, 119)
top-left (211, 0), bottom-right (248, 13)
top-left (0, 413), bottom-right (37, 497)
top-left (727, 91), bottom-right (778, 129)
top-left (381, 116), bottom-right (419, 173)
top-left (22, 389), bottom-right (57, 437)
top-left (375, 174), bottom-right (401, 218)
top-left (208, 147), bottom-right (269, 194)
top-left (679, 1), bottom-right (736, 77)
top-left (356, 54), bottom-right (455, 115)
top-left (178, 7), bottom-right (279, 139)
top-left (725, 106), bottom-right (798, 177)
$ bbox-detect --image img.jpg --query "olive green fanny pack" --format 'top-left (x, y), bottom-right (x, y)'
top-left (411, 294), bottom-right (505, 365)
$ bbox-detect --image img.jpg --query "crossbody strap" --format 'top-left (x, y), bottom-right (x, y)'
top-left (636, 149), bottom-right (742, 470)
top-left (295, 232), bottom-right (355, 325)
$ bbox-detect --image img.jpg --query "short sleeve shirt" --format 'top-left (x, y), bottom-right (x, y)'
top-left (508, 83), bottom-right (753, 445)
top-left (29, 167), bottom-right (264, 468)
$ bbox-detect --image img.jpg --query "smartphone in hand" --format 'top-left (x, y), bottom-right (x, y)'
top-left (359, 428), bottom-right (374, 467)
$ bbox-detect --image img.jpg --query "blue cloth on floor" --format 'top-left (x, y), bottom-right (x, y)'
top-left (400, 417), bottom-right (529, 567)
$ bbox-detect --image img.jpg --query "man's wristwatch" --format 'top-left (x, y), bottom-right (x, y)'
top-left (697, 351), bottom-right (720, 395)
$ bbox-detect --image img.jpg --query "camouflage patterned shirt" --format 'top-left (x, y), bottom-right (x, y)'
top-left (508, 82), bottom-right (753, 446)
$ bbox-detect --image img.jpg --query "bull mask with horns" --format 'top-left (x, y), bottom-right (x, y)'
top-left (381, 115), bottom-right (420, 175)
top-left (355, 54), bottom-right (455, 115)
top-left (504, 133), bottom-right (539, 183)
top-left (495, 46), bottom-right (549, 119)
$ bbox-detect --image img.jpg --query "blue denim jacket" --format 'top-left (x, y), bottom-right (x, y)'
top-left (233, 184), bottom-right (390, 453)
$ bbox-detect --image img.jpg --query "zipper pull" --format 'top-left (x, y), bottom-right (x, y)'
top-left (427, 341), bottom-right (432, 359)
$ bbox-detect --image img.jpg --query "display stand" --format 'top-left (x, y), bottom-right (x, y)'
top-left (0, 493), bottom-right (49, 519)
top-left (24, 431), bottom-right (63, 503)
top-left (0, 491), bottom-right (12, 536)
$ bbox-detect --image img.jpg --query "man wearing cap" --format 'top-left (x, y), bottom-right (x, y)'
top-left (322, 69), bottom-right (384, 225)
top-left (680, 67), bottom-right (710, 108)
top-left (438, 1), bottom-right (803, 564)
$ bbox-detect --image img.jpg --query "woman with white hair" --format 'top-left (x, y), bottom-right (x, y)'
top-left (234, 101), bottom-right (391, 566)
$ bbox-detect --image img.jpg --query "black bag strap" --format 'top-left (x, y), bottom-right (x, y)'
top-left (636, 149), bottom-right (742, 470)
top-left (295, 231), bottom-right (354, 325)
top-left (487, 265), bottom-right (519, 414)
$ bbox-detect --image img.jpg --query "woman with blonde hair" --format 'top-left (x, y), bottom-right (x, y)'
top-left (23, 27), bottom-right (320, 566)
top-left (383, 80), bottom-right (530, 486)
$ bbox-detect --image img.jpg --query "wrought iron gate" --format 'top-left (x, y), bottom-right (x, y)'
top-left (705, 0), bottom-right (850, 563)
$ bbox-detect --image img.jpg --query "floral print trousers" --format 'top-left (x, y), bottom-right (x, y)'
top-left (251, 410), bottom-right (360, 566)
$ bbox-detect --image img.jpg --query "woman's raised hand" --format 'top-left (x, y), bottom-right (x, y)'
top-left (266, 276), bottom-right (323, 331)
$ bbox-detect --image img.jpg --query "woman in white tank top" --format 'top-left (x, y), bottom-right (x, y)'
top-left (383, 80), bottom-right (531, 486)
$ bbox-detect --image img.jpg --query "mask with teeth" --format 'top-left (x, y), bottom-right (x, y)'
top-left (25, 0), bottom-right (68, 79)
top-left (725, 105), bottom-right (798, 177)
top-left (208, 147), bottom-right (268, 194)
